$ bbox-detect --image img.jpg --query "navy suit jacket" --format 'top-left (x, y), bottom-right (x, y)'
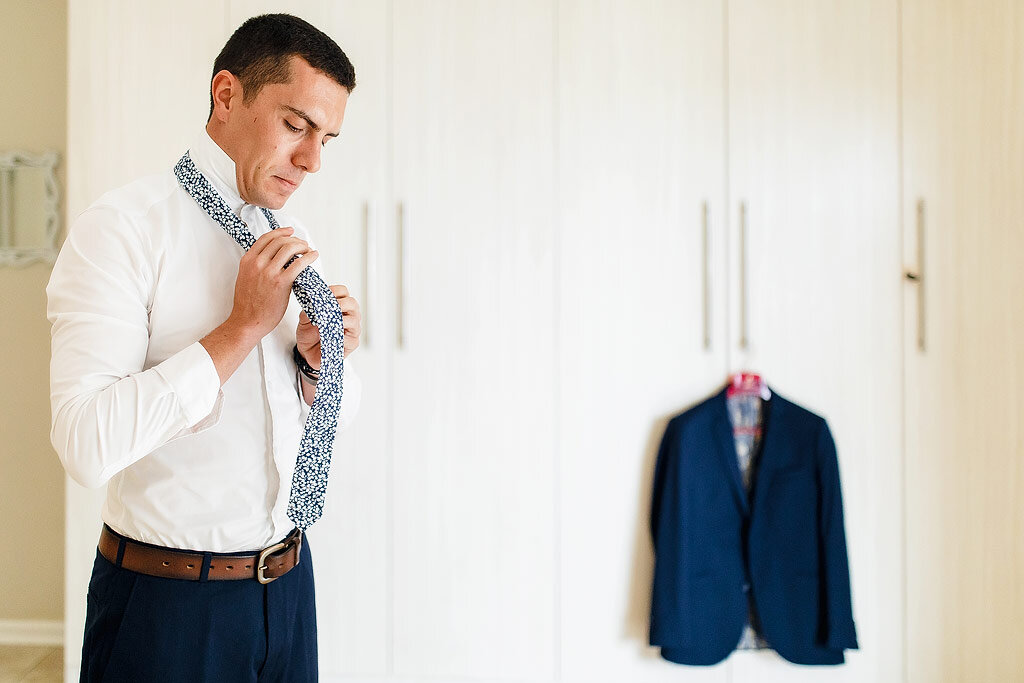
top-left (649, 387), bottom-right (858, 666)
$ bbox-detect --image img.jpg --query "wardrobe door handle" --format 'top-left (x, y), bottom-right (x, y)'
top-left (702, 202), bottom-right (711, 351)
top-left (362, 201), bottom-right (374, 349)
top-left (397, 202), bottom-right (408, 349)
top-left (739, 201), bottom-right (749, 351)
top-left (905, 199), bottom-right (926, 351)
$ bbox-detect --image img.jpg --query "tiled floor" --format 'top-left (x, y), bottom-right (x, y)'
top-left (0, 645), bottom-right (62, 683)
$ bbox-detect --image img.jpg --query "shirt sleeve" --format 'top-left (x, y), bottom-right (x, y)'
top-left (46, 204), bottom-right (224, 489)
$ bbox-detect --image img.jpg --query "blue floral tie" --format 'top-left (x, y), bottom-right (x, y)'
top-left (174, 152), bottom-right (344, 531)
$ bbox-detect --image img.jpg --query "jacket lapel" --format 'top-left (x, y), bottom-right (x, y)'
top-left (750, 388), bottom-right (789, 512)
top-left (714, 388), bottom-right (750, 516)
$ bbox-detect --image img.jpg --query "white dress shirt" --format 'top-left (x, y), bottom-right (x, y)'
top-left (46, 130), bottom-right (361, 552)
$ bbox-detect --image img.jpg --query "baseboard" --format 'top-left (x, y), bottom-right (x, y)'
top-left (0, 619), bottom-right (64, 646)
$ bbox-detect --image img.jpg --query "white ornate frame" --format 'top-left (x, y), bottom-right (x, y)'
top-left (0, 150), bottom-right (61, 267)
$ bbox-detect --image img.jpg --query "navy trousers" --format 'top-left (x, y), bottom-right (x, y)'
top-left (80, 530), bottom-right (317, 682)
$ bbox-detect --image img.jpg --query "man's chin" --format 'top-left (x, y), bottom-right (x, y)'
top-left (255, 190), bottom-right (289, 211)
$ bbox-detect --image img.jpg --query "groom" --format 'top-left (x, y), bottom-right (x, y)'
top-left (47, 14), bottom-right (362, 681)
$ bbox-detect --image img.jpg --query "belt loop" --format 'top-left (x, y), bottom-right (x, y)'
top-left (115, 538), bottom-right (126, 567)
top-left (199, 552), bottom-right (213, 583)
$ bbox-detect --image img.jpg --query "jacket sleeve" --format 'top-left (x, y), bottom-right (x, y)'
top-left (46, 205), bottom-right (224, 489)
top-left (817, 418), bottom-right (859, 650)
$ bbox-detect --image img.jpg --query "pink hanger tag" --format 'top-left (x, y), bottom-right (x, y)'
top-left (727, 372), bottom-right (772, 401)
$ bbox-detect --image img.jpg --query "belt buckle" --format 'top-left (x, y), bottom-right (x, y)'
top-left (256, 542), bottom-right (287, 584)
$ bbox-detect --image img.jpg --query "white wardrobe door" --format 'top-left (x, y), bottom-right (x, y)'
top-left (390, 1), bottom-right (557, 678)
top-left (67, 1), bottom-right (227, 209)
top-left (226, 1), bottom-right (392, 676)
top-left (65, 3), bottom-right (229, 681)
top-left (903, 1), bottom-right (1024, 681)
top-left (727, 1), bottom-right (902, 681)
top-left (557, 1), bottom-right (728, 682)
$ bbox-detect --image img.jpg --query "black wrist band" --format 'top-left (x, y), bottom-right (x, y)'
top-left (293, 344), bottom-right (321, 382)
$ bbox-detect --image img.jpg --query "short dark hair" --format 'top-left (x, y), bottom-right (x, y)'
top-left (208, 13), bottom-right (356, 118)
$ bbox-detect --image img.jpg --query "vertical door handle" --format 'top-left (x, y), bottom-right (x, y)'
top-left (905, 199), bottom-right (926, 352)
top-left (739, 202), bottom-right (749, 351)
top-left (362, 201), bottom-right (374, 349)
top-left (397, 202), bottom-right (409, 349)
top-left (702, 202), bottom-right (711, 351)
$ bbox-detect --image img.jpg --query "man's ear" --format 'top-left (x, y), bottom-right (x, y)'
top-left (210, 69), bottom-right (243, 123)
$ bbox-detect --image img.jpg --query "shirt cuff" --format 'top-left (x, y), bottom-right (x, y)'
top-left (297, 367), bottom-right (313, 418)
top-left (153, 340), bottom-right (223, 427)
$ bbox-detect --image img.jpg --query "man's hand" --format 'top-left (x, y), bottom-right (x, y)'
top-left (203, 227), bottom-right (318, 386)
top-left (227, 227), bottom-right (319, 339)
top-left (296, 284), bottom-right (362, 369)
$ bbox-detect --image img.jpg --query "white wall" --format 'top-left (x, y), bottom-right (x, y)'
top-left (0, 0), bottom-right (66, 643)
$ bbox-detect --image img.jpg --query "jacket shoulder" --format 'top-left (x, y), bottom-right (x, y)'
top-left (774, 392), bottom-right (829, 432)
top-left (665, 390), bottom-right (723, 434)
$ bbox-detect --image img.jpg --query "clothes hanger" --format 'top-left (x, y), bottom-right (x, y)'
top-left (726, 371), bottom-right (772, 401)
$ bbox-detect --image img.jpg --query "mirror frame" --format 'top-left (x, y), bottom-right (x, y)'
top-left (0, 150), bottom-right (61, 267)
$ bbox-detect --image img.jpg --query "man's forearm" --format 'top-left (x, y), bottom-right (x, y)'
top-left (200, 316), bottom-right (263, 386)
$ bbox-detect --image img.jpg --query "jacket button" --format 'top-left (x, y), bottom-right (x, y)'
top-left (742, 582), bottom-right (750, 593)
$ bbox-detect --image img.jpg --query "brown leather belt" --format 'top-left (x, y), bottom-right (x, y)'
top-left (98, 524), bottom-right (302, 584)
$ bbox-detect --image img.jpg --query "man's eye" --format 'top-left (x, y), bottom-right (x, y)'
top-left (285, 121), bottom-right (302, 132)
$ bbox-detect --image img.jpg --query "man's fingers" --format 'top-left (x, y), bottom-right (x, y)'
top-left (340, 306), bottom-right (361, 335)
top-left (327, 285), bottom-right (360, 316)
top-left (336, 296), bottom-right (360, 313)
top-left (280, 250), bottom-right (319, 283)
top-left (249, 226), bottom-right (294, 256)
top-left (261, 236), bottom-right (311, 268)
top-left (276, 244), bottom-right (317, 271)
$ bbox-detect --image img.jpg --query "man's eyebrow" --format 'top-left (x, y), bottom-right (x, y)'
top-left (283, 105), bottom-right (340, 138)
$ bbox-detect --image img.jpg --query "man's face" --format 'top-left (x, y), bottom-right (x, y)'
top-left (229, 56), bottom-right (348, 209)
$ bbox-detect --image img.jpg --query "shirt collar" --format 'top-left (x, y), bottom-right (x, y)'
top-left (188, 129), bottom-right (246, 215)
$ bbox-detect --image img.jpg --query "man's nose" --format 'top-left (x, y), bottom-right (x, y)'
top-left (295, 137), bottom-right (322, 174)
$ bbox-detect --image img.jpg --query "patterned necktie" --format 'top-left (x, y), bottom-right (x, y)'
top-left (174, 152), bottom-right (344, 531)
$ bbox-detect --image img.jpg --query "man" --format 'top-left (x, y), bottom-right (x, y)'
top-left (46, 14), bottom-right (361, 681)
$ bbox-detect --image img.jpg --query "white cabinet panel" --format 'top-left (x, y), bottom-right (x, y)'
top-left (903, 2), bottom-right (1024, 681)
top-left (727, 1), bottom-right (902, 682)
top-left (67, 0), bottom-right (228, 212)
top-left (558, 1), bottom-right (728, 681)
top-left (390, 1), bottom-right (557, 678)
top-left (226, 1), bottom-right (393, 676)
